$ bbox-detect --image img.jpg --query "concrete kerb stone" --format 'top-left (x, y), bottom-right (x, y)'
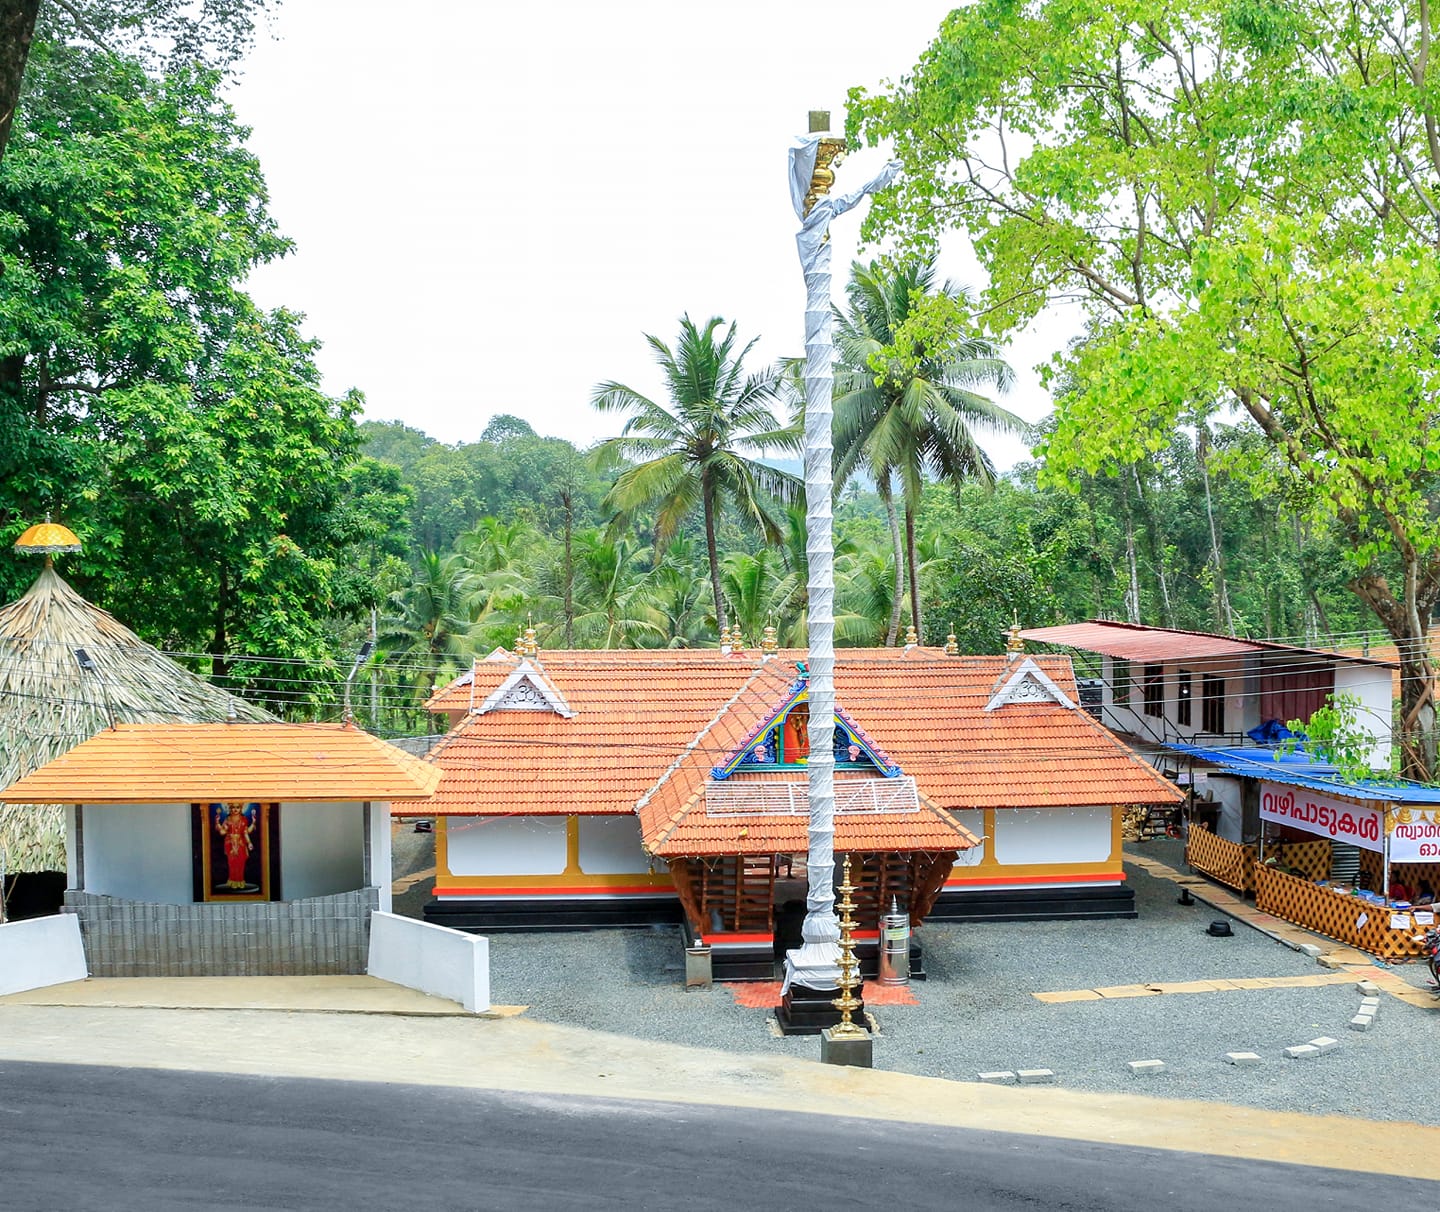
top-left (1297, 943), bottom-right (1324, 957)
top-left (1016, 1069), bottom-right (1055, 1084)
top-left (1309, 1036), bottom-right (1340, 1054)
top-left (1348, 1015), bottom-right (1374, 1032)
top-left (1224, 1052), bottom-right (1262, 1067)
top-left (1356, 979), bottom-right (1380, 996)
top-left (978, 1071), bottom-right (1016, 1084)
top-left (1285, 1044), bottom-right (1321, 1060)
top-left (1127, 1059), bottom-right (1166, 1076)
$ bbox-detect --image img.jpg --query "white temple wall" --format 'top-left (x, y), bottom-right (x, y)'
top-left (280, 802), bottom-right (364, 900)
top-left (578, 816), bottom-right (652, 875)
top-left (992, 805), bottom-right (1112, 866)
top-left (949, 809), bottom-right (986, 867)
top-left (446, 815), bottom-right (568, 876)
top-left (82, 803), bottom-right (192, 904)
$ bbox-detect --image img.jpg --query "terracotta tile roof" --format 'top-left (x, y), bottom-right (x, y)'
top-left (400, 655), bottom-right (787, 815)
top-left (408, 650), bottom-right (1181, 852)
top-left (0, 723), bottom-right (441, 804)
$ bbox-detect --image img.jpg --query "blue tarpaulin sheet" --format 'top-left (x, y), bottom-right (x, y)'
top-left (1164, 742), bottom-right (1440, 805)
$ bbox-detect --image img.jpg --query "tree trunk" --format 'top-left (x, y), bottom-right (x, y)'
top-left (562, 490), bottom-right (574, 649)
top-left (879, 472), bottom-right (903, 646)
top-left (1352, 562), bottom-right (1440, 780)
top-left (0, 0), bottom-right (38, 166)
top-left (212, 563), bottom-right (231, 682)
top-left (1196, 425), bottom-right (1237, 634)
top-left (703, 490), bottom-right (727, 638)
top-left (904, 500), bottom-right (922, 642)
top-left (1132, 467), bottom-right (1174, 626)
top-left (1121, 478), bottom-right (1142, 624)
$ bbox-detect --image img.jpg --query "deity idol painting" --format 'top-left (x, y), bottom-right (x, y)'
top-left (196, 801), bottom-right (274, 902)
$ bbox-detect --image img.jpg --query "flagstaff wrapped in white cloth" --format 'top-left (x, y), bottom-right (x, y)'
top-left (782, 136), bottom-right (900, 996)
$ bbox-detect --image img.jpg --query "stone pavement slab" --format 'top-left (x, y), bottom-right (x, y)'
top-left (0, 975), bottom-right (516, 1016)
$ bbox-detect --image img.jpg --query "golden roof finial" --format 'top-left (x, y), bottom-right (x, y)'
top-left (720, 623), bottom-right (732, 652)
top-left (14, 518), bottom-right (82, 569)
top-left (904, 621), bottom-right (919, 647)
top-left (1005, 614), bottom-right (1025, 656)
top-left (944, 625), bottom-right (959, 656)
top-left (761, 618), bottom-right (778, 655)
top-left (518, 613), bottom-right (539, 659)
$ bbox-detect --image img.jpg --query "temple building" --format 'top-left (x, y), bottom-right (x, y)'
top-left (396, 639), bottom-right (1181, 979)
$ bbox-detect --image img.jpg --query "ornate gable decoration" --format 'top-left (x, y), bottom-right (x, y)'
top-left (710, 676), bottom-right (901, 780)
top-left (984, 657), bottom-right (1077, 713)
top-left (474, 660), bottom-right (574, 718)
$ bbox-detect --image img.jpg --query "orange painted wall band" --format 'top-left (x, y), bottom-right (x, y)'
top-left (434, 884), bottom-right (677, 898)
top-left (943, 871), bottom-right (1125, 887)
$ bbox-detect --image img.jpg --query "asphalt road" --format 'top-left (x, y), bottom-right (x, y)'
top-left (0, 1061), bottom-right (1432, 1211)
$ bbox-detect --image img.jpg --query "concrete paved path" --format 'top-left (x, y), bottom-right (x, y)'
top-left (0, 974), bottom-right (485, 1015)
top-left (1, 1001), bottom-right (1435, 1181)
top-left (1128, 848), bottom-right (1440, 1009)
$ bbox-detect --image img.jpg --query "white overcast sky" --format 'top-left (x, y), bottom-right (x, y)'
top-left (230, 1), bottom-right (1076, 466)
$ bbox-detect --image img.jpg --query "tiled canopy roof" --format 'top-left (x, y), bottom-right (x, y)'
top-left (402, 648), bottom-right (1181, 856)
top-left (0, 722), bottom-right (441, 804)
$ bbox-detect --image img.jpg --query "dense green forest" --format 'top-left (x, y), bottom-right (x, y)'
top-left (0, 0), bottom-right (1419, 753)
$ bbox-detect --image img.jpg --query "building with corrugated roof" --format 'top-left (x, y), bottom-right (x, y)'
top-left (1019, 620), bottom-right (1396, 841)
top-left (397, 644), bottom-right (1182, 979)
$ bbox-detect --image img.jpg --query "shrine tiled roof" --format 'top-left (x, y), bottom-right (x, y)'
top-left (0, 722), bottom-right (441, 804)
top-left (399, 649), bottom-right (1182, 851)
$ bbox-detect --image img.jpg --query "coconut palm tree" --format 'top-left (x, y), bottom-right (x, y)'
top-left (834, 259), bottom-right (1027, 642)
top-left (378, 550), bottom-right (492, 698)
top-left (592, 314), bottom-right (801, 638)
top-left (560, 531), bottom-right (666, 649)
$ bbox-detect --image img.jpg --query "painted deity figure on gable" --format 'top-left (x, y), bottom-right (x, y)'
top-left (782, 702), bottom-right (810, 763)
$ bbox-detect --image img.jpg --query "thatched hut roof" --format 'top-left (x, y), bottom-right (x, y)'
top-left (0, 564), bottom-right (271, 872)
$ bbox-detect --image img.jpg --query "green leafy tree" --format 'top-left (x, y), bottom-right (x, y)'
top-left (379, 550), bottom-right (491, 699)
top-left (833, 259), bottom-right (1024, 643)
top-left (850, 0), bottom-right (1440, 775)
top-left (592, 314), bottom-right (801, 638)
top-left (0, 48), bottom-right (390, 710)
top-left (2, 0), bottom-right (275, 166)
top-left (550, 531), bottom-right (664, 650)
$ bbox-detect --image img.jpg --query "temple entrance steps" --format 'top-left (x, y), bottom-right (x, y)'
top-left (928, 885), bottom-right (1137, 922)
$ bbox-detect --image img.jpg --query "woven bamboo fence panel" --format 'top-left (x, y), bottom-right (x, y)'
top-left (1267, 838), bottom-right (1331, 883)
top-left (1255, 864), bottom-right (1426, 960)
top-left (1186, 825), bottom-right (1256, 893)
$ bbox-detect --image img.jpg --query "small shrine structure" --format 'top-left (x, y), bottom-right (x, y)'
top-left (0, 721), bottom-right (440, 975)
top-left (0, 521), bottom-right (267, 911)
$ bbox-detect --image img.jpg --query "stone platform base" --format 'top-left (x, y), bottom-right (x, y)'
top-left (929, 884), bottom-right (1136, 922)
top-left (776, 982), bottom-right (866, 1036)
top-left (821, 1027), bottom-right (874, 1067)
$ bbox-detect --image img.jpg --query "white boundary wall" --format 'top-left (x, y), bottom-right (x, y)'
top-left (367, 910), bottom-right (489, 1012)
top-left (0, 914), bottom-right (88, 995)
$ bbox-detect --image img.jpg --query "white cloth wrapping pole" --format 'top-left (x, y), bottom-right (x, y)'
top-left (782, 138), bottom-right (899, 995)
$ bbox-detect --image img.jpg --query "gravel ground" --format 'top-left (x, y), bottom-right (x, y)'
top-left (390, 826), bottom-right (1440, 1123)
